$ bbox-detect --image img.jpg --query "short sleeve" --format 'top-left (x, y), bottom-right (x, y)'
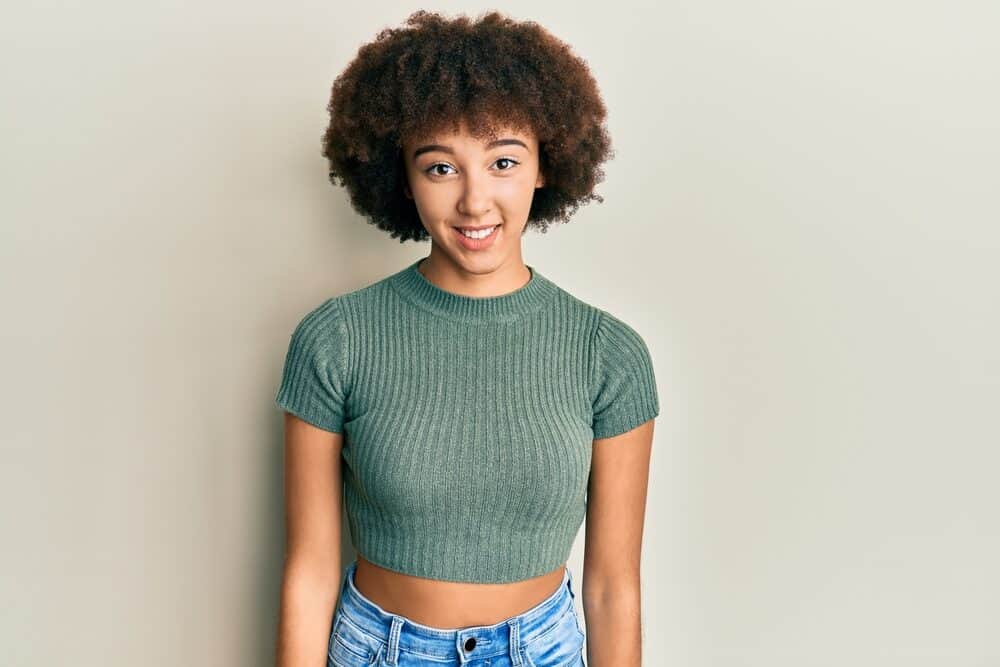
top-left (590, 310), bottom-right (660, 440)
top-left (275, 298), bottom-right (350, 434)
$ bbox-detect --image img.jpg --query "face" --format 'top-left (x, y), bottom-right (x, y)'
top-left (401, 120), bottom-right (545, 272)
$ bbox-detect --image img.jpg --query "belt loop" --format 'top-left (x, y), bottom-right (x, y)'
top-left (508, 618), bottom-right (522, 666)
top-left (384, 616), bottom-right (402, 665)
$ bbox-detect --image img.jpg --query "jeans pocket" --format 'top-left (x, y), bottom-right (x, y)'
top-left (328, 613), bottom-right (384, 667)
top-left (521, 609), bottom-right (586, 667)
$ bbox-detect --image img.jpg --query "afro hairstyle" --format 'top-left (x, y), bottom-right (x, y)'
top-left (321, 10), bottom-right (615, 242)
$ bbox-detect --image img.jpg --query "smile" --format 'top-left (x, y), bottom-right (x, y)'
top-left (452, 224), bottom-right (501, 250)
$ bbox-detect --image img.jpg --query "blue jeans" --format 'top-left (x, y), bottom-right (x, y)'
top-left (328, 560), bottom-right (587, 667)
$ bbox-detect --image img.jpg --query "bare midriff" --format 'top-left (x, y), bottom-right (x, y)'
top-left (351, 554), bottom-right (568, 629)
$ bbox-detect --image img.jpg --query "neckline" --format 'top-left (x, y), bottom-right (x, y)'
top-left (387, 256), bottom-right (558, 323)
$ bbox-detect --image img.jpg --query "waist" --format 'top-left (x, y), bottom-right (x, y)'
top-left (336, 558), bottom-right (580, 661)
top-left (354, 554), bottom-right (568, 627)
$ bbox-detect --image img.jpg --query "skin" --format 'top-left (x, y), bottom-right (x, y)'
top-left (275, 119), bottom-right (654, 667)
top-left (400, 118), bottom-right (546, 298)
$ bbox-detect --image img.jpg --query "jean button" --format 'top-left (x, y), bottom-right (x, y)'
top-left (464, 637), bottom-right (476, 651)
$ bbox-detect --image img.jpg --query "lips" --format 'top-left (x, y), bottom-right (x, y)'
top-left (453, 223), bottom-right (500, 250)
top-left (452, 224), bottom-right (498, 231)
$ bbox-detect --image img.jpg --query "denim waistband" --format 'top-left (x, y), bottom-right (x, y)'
top-left (335, 559), bottom-right (578, 664)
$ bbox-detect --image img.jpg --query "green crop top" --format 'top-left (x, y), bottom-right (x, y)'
top-left (275, 256), bottom-right (660, 583)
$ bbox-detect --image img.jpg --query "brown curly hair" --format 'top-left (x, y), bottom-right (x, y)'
top-left (321, 10), bottom-right (614, 243)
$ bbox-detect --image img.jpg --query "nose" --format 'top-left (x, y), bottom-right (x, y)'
top-left (457, 170), bottom-right (492, 219)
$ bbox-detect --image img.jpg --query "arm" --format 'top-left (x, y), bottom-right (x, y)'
top-left (581, 417), bottom-right (655, 667)
top-left (275, 413), bottom-right (344, 667)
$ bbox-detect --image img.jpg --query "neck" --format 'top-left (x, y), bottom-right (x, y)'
top-left (418, 249), bottom-right (532, 299)
top-left (388, 254), bottom-right (557, 324)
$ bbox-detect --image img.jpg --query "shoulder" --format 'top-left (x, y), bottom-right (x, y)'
top-left (287, 294), bottom-right (348, 339)
top-left (543, 277), bottom-right (650, 350)
top-left (281, 297), bottom-right (350, 375)
top-left (547, 280), bottom-right (655, 380)
top-left (540, 276), bottom-right (604, 328)
top-left (289, 269), bottom-right (398, 329)
top-left (283, 279), bottom-right (383, 354)
top-left (594, 308), bottom-right (651, 357)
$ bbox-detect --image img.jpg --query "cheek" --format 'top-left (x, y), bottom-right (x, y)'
top-left (497, 177), bottom-right (539, 209)
top-left (409, 183), bottom-right (452, 215)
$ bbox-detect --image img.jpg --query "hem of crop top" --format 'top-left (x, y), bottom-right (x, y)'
top-left (352, 547), bottom-right (571, 585)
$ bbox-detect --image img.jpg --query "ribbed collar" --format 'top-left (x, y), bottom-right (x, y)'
top-left (388, 256), bottom-right (558, 323)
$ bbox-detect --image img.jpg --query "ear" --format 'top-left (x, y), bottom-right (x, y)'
top-left (535, 171), bottom-right (545, 188)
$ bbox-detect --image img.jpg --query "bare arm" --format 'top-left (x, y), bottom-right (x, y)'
top-left (581, 418), bottom-right (655, 667)
top-left (275, 413), bottom-right (344, 667)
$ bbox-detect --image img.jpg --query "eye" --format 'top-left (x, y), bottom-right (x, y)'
top-left (422, 157), bottom-right (521, 177)
top-left (424, 163), bottom-right (456, 177)
top-left (494, 156), bottom-right (520, 171)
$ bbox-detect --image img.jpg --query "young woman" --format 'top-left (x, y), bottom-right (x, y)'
top-left (275, 11), bottom-right (659, 667)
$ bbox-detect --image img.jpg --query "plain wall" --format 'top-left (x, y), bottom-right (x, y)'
top-left (1, 1), bottom-right (997, 665)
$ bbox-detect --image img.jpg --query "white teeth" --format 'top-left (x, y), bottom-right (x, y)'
top-left (460, 225), bottom-right (498, 239)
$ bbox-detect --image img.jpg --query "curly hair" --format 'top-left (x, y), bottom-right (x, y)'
top-left (321, 10), bottom-right (614, 242)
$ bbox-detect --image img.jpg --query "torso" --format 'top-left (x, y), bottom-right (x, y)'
top-left (352, 555), bottom-right (568, 628)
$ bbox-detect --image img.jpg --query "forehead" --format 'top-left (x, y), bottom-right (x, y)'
top-left (404, 118), bottom-right (537, 149)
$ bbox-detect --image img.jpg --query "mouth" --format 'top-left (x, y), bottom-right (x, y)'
top-left (453, 223), bottom-right (500, 236)
top-left (452, 223), bottom-right (501, 250)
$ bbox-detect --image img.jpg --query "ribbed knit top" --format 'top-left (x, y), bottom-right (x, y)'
top-left (275, 256), bottom-right (660, 583)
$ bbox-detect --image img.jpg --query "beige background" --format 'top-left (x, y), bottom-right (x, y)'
top-left (2, 1), bottom-right (998, 666)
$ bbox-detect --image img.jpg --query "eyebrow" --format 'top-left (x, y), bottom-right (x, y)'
top-left (411, 138), bottom-right (529, 160)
